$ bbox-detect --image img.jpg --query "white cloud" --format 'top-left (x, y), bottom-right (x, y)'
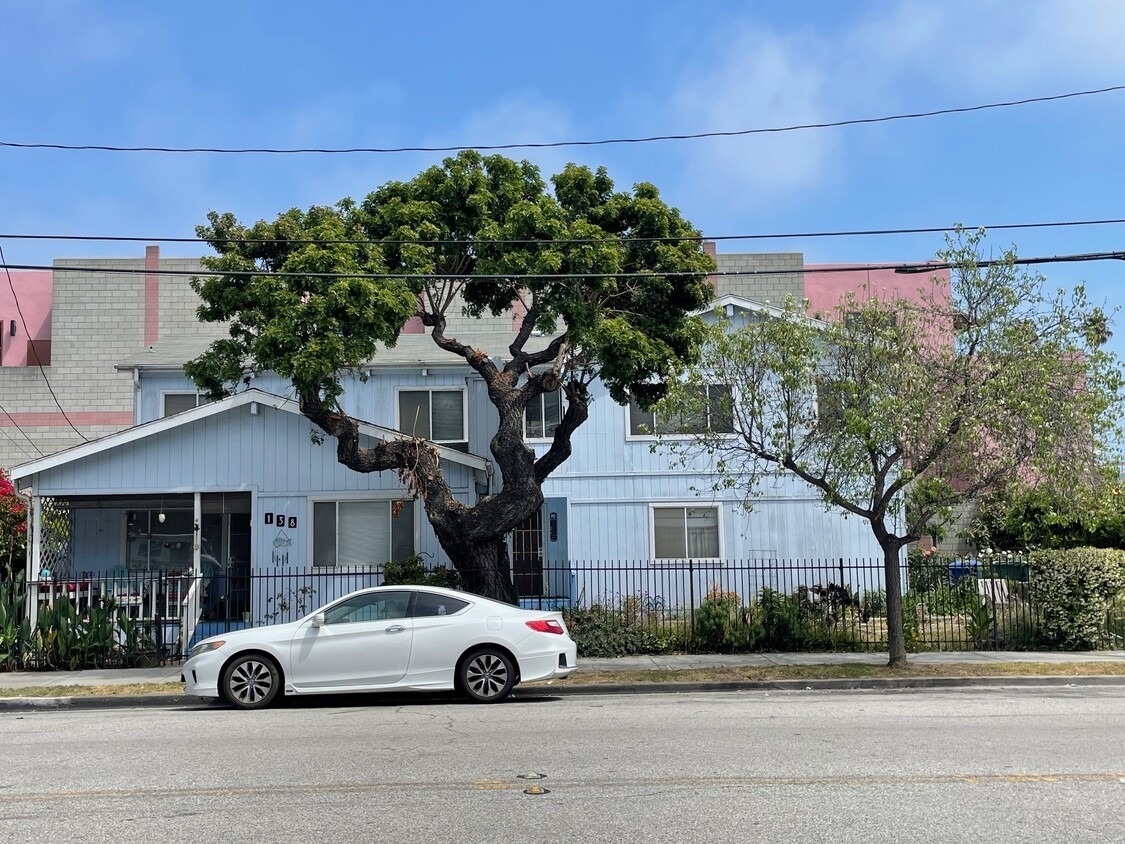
top-left (668, 0), bottom-right (1125, 206)
top-left (670, 26), bottom-right (837, 205)
top-left (450, 95), bottom-right (579, 181)
top-left (847, 0), bottom-right (1125, 90)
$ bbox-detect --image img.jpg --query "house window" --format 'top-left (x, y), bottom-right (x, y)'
top-left (628, 385), bottom-right (733, 437)
top-left (397, 389), bottom-right (467, 450)
top-left (162, 392), bottom-right (210, 417)
top-left (312, 499), bottom-right (415, 568)
top-left (652, 506), bottom-right (721, 560)
top-left (525, 389), bottom-right (562, 439)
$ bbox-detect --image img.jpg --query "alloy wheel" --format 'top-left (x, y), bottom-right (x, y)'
top-left (228, 658), bottom-right (275, 706)
top-left (465, 652), bottom-right (510, 700)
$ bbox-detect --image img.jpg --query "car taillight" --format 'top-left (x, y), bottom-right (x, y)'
top-left (526, 619), bottom-right (565, 634)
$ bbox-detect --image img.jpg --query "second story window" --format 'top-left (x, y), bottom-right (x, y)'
top-left (162, 392), bottom-right (211, 417)
top-left (524, 389), bottom-right (562, 439)
top-left (397, 389), bottom-right (468, 451)
top-left (628, 384), bottom-right (734, 437)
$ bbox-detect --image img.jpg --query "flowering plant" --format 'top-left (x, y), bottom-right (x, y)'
top-left (0, 469), bottom-right (27, 574)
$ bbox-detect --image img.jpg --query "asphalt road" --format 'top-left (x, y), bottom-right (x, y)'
top-left (2, 687), bottom-right (1124, 843)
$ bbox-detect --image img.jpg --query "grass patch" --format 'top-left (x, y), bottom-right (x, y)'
top-left (2, 661), bottom-right (1124, 698)
top-left (545, 662), bottom-right (1125, 685)
top-left (0, 682), bottom-right (184, 698)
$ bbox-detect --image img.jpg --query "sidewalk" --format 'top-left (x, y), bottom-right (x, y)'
top-left (2, 650), bottom-right (1124, 693)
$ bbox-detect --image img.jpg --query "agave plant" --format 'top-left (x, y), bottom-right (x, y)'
top-left (0, 576), bottom-right (30, 671)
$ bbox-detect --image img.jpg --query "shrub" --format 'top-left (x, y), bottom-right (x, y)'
top-left (694, 587), bottom-right (762, 652)
top-left (562, 604), bottom-right (672, 657)
top-left (918, 578), bottom-right (979, 616)
top-left (0, 575), bottom-right (29, 671)
top-left (1029, 548), bottom-right (1125, 649)
top-left (907, 548), bottom-right (949, 594)
top-left (382, 556), bottom-right (463, 590)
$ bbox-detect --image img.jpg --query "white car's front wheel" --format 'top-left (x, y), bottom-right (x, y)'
top-left (221, 654), bottom-right (281, 710)
top-left (460, 649), bottom-right (515, 703)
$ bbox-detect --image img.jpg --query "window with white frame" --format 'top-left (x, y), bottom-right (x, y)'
top-left (397, 389), bottom-right (467, 450)
top-left (312, 499), bottom-right (416, 568)
top-left (651, 506), bottom-right (720, 560)
top-left (524, 389), bottom-right (562, 439)
top-left (628, 385), bottom-right (734, 437)
top-left (162, 392), bottom-right (210, 417)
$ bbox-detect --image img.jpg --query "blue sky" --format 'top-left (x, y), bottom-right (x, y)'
top-left (4, 0), bottom-right (1125, 362)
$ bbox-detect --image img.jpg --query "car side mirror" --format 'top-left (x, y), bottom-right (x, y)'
top-left (311, 613), bottom-right (325, 628)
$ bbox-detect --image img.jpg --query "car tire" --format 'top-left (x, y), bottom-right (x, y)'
top-left (459, 648), bottom-right (515, 703)
top-left (220, 654), bottom-right (281, 710)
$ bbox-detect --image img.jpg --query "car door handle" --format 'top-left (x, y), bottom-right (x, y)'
top-left (386, 625), bottom-right (406, 634)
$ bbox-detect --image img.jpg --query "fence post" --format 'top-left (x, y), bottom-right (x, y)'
top-left (688, 558), bottom-right (695, 637)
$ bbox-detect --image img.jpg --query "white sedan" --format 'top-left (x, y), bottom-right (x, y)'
top-left (181, 585), bottom-right (578, 708)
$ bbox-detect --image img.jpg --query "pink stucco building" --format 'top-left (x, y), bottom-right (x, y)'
top-left (0, 270), bottom-right (52, 367)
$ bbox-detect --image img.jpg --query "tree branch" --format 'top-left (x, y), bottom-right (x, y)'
top-left (534, 381), bottom-right (590, 482)
top-left (298, 388), bottom-right (460, 513)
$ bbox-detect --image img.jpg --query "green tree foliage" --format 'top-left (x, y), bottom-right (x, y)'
top-left (662, 228), bottom-right (1122, 666)
top-left (187, 152), bottom-right (714, 602)
top-left (972, 468), bottom-right (1125, 551)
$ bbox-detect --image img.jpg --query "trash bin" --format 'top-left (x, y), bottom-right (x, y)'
top-left (947, 559), bottom-right (978, 586)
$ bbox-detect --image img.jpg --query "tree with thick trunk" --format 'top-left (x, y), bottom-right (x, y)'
top-left (186, 152), bottom-right (715, 602)
top-left (662, 228), bottom-right (1121, 666)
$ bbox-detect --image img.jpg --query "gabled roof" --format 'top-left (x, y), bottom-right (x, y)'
top-left (704, 294), bottom-right (791, 320)
top-left (10, 388), bottom-right (491, 482)
top-left (702, 294), bottom-right (829, 330)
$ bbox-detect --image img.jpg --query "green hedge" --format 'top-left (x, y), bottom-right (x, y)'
top-left (1029, 548), bottom-right (1125, 650)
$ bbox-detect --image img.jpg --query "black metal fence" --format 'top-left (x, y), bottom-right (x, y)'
top-left (3, 557), bottom-right (1124, 671)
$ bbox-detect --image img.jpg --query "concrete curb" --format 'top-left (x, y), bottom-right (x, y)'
top-left (0, 694), bottom-right (198, 712)
top-left (517, 674), bottom-right (1125, 697)
top-left (3, 674), bottom-right (1125, 711)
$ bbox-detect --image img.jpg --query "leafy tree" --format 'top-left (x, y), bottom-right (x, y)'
top-left (971, 466), bottom-right (1125, 551)
top-left (0, 468), bottom-right (27, 576)
top-left (187, 151), bottom-right (715, 602)
top-left (662, 228), bottom-right (1122, 666)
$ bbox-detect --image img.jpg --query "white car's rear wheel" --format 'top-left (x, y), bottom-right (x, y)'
top-left (221, 654), bottom-right (281, 710)
top-left (460, 649), bottom-right (515, 703)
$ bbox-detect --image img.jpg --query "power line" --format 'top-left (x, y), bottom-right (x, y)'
top-left (2, 84), bottom-right (1122, 156)
top-left (4, 217), bottom-right (1125, 248)
top-left (0, 399), bottom-right (43, 459)
top-left (4, 250), bottom-right (1124, 281)
top-left (0, 245), bottom-right (89, 443)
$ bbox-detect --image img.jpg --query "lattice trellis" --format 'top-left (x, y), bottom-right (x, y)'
top-left (38, 497), bottom-right (73, 579)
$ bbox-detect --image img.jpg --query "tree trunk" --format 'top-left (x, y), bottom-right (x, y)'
top-left (883, 540), bottom-right (908, 668)
top-left (432, 526), bottom-right (519, 606)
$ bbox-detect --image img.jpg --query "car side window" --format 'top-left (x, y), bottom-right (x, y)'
top-left (323, 591), bottom-right (412, 625)
top-left (413, 592), bottom-right (469, 618)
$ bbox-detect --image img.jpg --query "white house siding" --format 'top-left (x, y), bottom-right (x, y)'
top-left (535, 381), bottom-right (891, 607)
top-left (29, 401), bottom-right (475, 572)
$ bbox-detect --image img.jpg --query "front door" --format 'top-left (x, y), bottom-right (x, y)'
top-left (512, 508), bottom-right (544, 598)
top-left (288, 590), bottom-right (414, 690)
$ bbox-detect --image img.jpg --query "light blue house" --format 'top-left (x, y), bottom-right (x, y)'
top-left (10, 294), bottom-right (886, 649)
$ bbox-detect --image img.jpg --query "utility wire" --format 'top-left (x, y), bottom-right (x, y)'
top-left (5, 250), bottom-right (1124, 281)
top-left (4, 217), bottom-right (1125, 248)
top-left (2, 84), bottom-right (1122, 156)
top-left (0, 245), bottom-right (89, 443)
top-left (0, 399), bottom-right (43, 459)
